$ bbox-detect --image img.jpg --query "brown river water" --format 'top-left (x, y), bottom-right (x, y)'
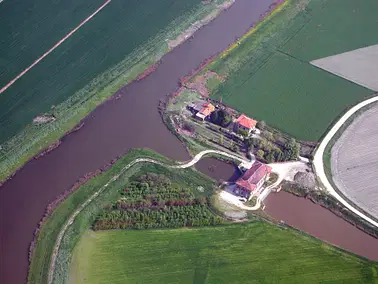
top-left (197, 158), bottom-right (378, 261)
top-left (264, 192), bottom-right (378, 262)
top-left (0, 1), bottom-right (275, 283)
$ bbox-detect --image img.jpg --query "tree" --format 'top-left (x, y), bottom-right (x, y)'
top-left (263, 130), bottom-right (274, 141)
top-left (232, 144), bottom-right (238, 152)
top-left (219, 135), bottom-right (224, 145)
top-left (264, 150), bottom-right (275, 163)
top-left (256, 120), bottom-right (266, 130)
top-left (237, 128), bottom-right (249, 138)
top-left (256, 149), bottom-right (265, 160)
top-left (284, 138), bottom-right (300, 161)
top-left (210, 109), bottom-right (232, 127)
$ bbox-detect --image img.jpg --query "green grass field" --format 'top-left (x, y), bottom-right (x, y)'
top-left (0, 0), bottom-right (228, 182)
top-left (28, 147), bottom-right (222, 284)
top-left (69, 223), bottom-right (378, 284)
top-left (207, 0), bottom-right (377, 141)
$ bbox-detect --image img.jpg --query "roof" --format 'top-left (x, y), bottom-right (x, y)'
top-left (235, 114), bottom-right (257, 129)
top-left (199, 103), bottom-right (215, 117)
top-left (236, 161), bottom-right (271, 191)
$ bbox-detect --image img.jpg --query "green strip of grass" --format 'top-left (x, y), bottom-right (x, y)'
top-left (69, 223), bottom-right (378, 284)
top-left (201, 0), bottom-right (374, 141)
top-left (28, 148), bottom-right (221, 284)
top-left (28, 149), bottom-right (172, 284)
top-left (0, 0), bottom-right (230, 183)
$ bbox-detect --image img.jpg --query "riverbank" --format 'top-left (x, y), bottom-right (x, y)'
top-left (29, 149), bottom-right (242, 284)
top-left (0, 1), bottom-right (278, 283)
top-left (0, 0), bottom-right (234, 185)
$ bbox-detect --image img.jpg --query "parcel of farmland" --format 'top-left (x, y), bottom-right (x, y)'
top-left (69, 223), bottom-right (378, 284)
top-left (0, 0), bottom-right (229, 181)
top-left (206, 0), bottom-right (378, 141)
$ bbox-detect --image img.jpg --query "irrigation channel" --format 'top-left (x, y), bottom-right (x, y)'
top-left (0, 1), bottom-right (275, 283)
top-left (0, 1), bottom-right (376, 283)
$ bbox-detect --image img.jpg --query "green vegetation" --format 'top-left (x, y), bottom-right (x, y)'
top-left (69, 222), bottom-right (378, 284)
top-left (203, 0), bottom-right (375, 141)
top-left (0, 0), bottom-right (230, 182)
top-left (93, 172), bottom-right (223, 230)
top-left (210, 109), bottom-right (232, 127)
top-left (28, 147), bottom-right (222, 284)
top-left (27, 149), bottom-right (171, 284)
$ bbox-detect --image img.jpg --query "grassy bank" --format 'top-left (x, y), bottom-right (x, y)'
top-left (69, 222), bottom-right (378, 283)
top-left (0, 0), bottom-right (231, 183)
top-left (196, 0), bottom-right (375, 141)
top-left (28, 148), bottom-right (222, 284)
top-left (28, 149), bottom-right (172, 284)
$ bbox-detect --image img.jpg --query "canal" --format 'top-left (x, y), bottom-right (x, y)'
top-left (0, 1), bottom-right (275, 283)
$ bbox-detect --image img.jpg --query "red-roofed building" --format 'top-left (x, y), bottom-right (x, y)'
top-left (195, 103), bottom-right (215, 121)
top-left (234, 114), bottom-right (257, 134)
top-left (234, 161), bottom-right (271, 200)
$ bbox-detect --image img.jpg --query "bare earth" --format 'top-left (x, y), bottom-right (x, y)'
top-left (331, 104), bottom-right (378, 219)
top-left (311, 44), bottom-right (378, 91)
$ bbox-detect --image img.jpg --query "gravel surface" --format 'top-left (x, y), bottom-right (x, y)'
top-left (331, 104), bottom-right (378, 219)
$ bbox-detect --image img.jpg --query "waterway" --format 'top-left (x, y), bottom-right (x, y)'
top-left (198, 159), bottom-right (378, 261)
top-left (195, 157), bottom-right (240, 182)
top-left (0, 0), bottom-right (275, 283)
top-left (265, 191), bottom-right (378, 262)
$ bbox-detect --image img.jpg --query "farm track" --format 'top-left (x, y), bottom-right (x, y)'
top-left (48, 149), bottom-right (246, 283)
top-left (0, 0), bottom-right (112, 95)
top-left (314, 95), bottom-right (378, 228)
top-left (0, 1), bottom-right (277, 283)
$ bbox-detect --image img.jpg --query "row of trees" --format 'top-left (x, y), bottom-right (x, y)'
top-left (93, 173), bottom-right (223, 230)
top-left (93, 205), bottom-right (223, 230)
top-left (246, 136), bottom-right (300, 163)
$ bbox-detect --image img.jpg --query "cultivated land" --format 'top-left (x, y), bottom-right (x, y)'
top-left (200, 0), bottom-right (377, 141)
top-left (29, 148), bottom-right (234, 284)
top-left (69, 223), bottom-right (378, 284)
top-left (0, 0), bottom-right (231, 182)
top-left (331, 104), bottom-right (378, 220)
top-left (311, 44), bottom-right (378, 92)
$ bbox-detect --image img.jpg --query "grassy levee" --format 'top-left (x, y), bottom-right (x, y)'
top-left (69, 223), bottom-right (378, 283)
top-left (196, 0), bottom-right (375, 141)
top-left (28, 149), bottom-right (172, 284)
top-left (0, 0), bottom-right (231, 183)
top-left (28, 148), bottom-right (221, 284)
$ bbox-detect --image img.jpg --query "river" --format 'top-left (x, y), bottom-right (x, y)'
top-left (264, 191), bottom-right (378, 262)
top-left (0, 0), bottom-right (275, 283)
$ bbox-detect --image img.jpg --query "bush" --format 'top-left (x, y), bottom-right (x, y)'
top-left (256, 120), bottom-right (266, 130)
top-left (210, 109), bottom-right (232, 127)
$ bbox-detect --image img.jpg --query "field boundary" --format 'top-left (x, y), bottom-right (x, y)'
top-left (0, 0), bottom-right (112, 95)
top-left (0, 0), bottom-right (234, 185)
top-left (47, 149), bottom-right (246, 284)
top-left (313, 95), bottom-right (378, 228)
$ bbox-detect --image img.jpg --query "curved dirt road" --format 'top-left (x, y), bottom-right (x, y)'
top-left (313, 95), bottom-right (378, 228)
top-left (48, 149), bottom-right (246, 283)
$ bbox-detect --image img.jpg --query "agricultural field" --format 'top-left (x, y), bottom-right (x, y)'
top-left (331, 104), bottom-right (378, 220)
top-left (29, 148), bottom-right (221, 284)
top-left (205, 0), bottom-right (377, 141)
top-left (0, 0), bottom-right (229, 181)
top-left (69, 222), bottom-right (378, 284)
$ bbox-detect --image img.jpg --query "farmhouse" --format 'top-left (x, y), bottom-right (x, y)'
top-left (233, 161), bottom-right (271, 200)
top-left (194, 102), bottom-right (215, 121)
top-left (234, 114), bottom-right (257, 134)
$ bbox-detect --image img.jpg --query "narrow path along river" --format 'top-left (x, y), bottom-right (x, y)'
top-left (0, 1), bottom-right (275, 283)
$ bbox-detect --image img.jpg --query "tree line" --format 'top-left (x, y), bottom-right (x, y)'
top-left (93, 173), bottom-right (223, 230)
